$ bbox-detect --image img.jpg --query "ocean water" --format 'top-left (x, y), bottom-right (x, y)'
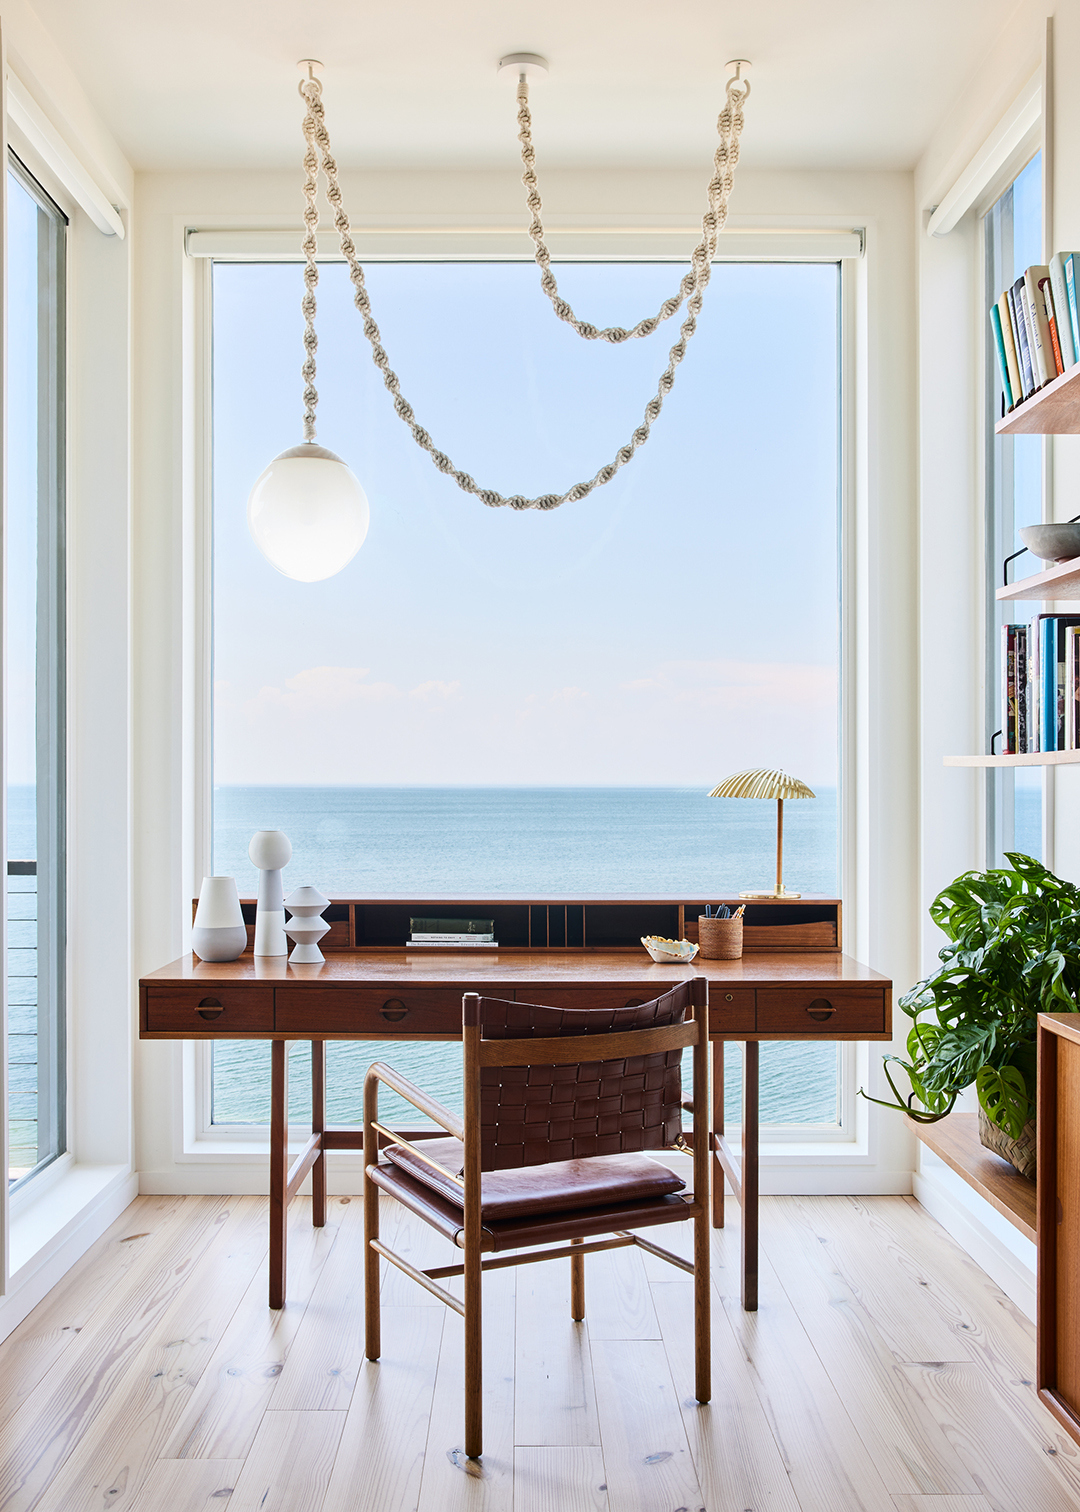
top-left (210, 785), bottom-right (841, 1128)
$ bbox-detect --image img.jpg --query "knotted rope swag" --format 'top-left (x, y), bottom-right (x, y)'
top-left (298, 65), bottom-right (750, 510)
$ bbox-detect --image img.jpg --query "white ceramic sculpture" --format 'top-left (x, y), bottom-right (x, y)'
top-left (249, 829), bottom-right (292, 956)
top-left (284, 885), bottom-right (331, 963)
top-left (192, 876), bottom-right (247, 962)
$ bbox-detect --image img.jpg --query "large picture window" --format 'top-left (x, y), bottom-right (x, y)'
top-left (208, 255), bottom-right (842, 1133)
top-left (6, 154), bottom-right (67, 1187)
top-left (985, 152), bottom-right (1043, 864)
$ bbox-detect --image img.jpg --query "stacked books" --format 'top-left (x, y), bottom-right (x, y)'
top-left (406, 917), bottom-right (497, 948)
top-left (990, 253), bottom-right (1080, 415)
top-left (1001, 616), bottom-right (1080, 753)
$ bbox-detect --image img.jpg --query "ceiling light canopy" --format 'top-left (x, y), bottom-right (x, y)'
top-left (246, 55), bottom-right (751, 581)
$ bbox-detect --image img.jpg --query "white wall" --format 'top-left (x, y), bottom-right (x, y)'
top-left (131, 163), bottom-right (921, 1197)
top-left (0, 3), bottom-right (136, 1341)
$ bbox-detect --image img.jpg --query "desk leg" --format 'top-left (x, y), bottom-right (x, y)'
top-left (270, 1040), bottom-right (289, 1310)
top-left (311, 1040), bottom-right (326, 1228)
top-left (742, 1040), bottom-right (759, 1312)
top-left (712, 1040), bottom-right (725, 1228)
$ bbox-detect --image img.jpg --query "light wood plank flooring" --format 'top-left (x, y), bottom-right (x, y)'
top-left (0, 1188), bottom-right (1075, 1512)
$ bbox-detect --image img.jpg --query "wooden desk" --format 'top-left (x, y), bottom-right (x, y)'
top-left (140, 949), bottom-right (892, 1309)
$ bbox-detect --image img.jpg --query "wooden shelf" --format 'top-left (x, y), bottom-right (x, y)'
top-left (997, 553), bottom-right (1080, 601)
top-left (909, 1111), bottom-right (1036, 1242)
top-left (944, 749), bottom-right (1080, 768)
top-left (997, 360), bottom-right (1080, 434)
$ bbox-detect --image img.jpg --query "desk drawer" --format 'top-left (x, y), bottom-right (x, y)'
top-left (756, 987), bottom-right (885, 1036)
top-left (708, 989), bottom-right (756, 1034)
top-left (145, 987), bottom-right (273, 1034)
top-left (274, 987), bottom-right (464, 1035)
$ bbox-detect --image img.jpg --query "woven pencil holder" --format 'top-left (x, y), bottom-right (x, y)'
top-left (698, 916), bottom-right (743, 959)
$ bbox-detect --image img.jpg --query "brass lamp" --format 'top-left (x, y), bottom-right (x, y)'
top-left (708, 767), bottom-right (816, 898)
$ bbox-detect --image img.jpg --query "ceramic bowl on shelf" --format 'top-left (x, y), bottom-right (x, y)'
top-left (641, 935), bottom-right (699, 964)
top-left (1019, 523), bottom-right (1080, 563)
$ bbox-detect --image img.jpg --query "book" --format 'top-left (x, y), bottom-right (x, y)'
top-left (990, 305), bottom-right (1014, 410)
top-left (409, 917), bottom-right (495, 935)
top-left (1054, 617), bottom-right (1080, 748)
top-left (1025, 267), bottom-right (1055, 385)
top-left (1038, 272), bottom-right (1066, 376)
top-left (998, 292), bottom-right (1023, 405)
top-left (1011, 279), bottom-right (1037, 397)
top-left (405, 938), bottom-right (499, 948)
top-left (1002, 624), bottom-right (1019, 753)
top-left (1016, 627), bottom-right (1029, 752)
top-left (1068, 626), bottom-right (1080, 748)
top-left (1027, 611), bottom-right (1046, 752)
top-left (1068, 254), bottom-right (1080, 368)
top-left (1042, 615), bottom-right (1057, 749)
top-left (1050, 253), bottom-right (1078, 369)
top-left (410, 932), bottom-right (495, 942)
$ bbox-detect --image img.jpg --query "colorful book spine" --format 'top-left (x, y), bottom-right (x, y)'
top-left (1025, 267), bottom-right (1054, 385)
top-left (1028, 612), bottom-right (1042, 752)
top-left (1011, 280), bottom-right (1036, 397)
top-left (1042, 616), bottom-right (1058, 751)
top-left (1068, 254), bottom-right (1080, 368)
top-left (1038, 273), bottom-right (1065, 375)
top-left (1016, 628), bottom-right (1029, 752)
top-left (990, 306), bottom-right (1014, 410)
top-left (1002, 624), bottom-right (1018, 754)
top-left (1058, 622), bottom-right (1076, 746)
top-left (1050, 253), bottom-right (1078, 368)
top-left (998, 292), bottom-right (1023, 404)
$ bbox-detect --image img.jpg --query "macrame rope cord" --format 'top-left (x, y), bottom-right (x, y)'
top-left (297, 72), bottom-right (748, 510)
top-left (516, 71), bottom-right (749, 341)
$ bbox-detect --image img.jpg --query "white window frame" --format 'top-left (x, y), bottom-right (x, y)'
top-left (179, 230), bottom-right (869, 1169)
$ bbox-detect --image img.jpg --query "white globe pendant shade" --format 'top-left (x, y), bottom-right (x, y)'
top-left (247, 442), bottom-right (370, 583)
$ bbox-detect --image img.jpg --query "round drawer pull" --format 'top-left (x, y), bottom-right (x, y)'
top-left (806, 998), bottom-right (835, 1022)
top-left (197, 997), bottom-right (224, 1021)
top-left (381, 999), bottom-right (409, 1022)
top-left (624, 997), bottom-right (646, 1008)
top-left (724, 993), bottom-right (734, 1002)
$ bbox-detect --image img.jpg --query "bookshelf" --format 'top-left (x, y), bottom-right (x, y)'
top-left (945, 546), bottom-right (1080, 766)
top-left (996, 361), bottom-right (1080, 434)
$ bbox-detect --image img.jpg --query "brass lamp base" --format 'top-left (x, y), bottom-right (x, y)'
top-left (739, 887), bottom-right (801, 899)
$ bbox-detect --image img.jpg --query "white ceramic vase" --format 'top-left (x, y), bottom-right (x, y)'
top-left (192, 876), bottom-right (248, 962)
top-left (249, 829), bottom-right (292, 956)
top-left (284, 885), bottom-right (331, 964)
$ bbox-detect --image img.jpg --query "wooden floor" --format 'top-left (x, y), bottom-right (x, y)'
top-left (0, 1188), bottom-right (1077, 1512)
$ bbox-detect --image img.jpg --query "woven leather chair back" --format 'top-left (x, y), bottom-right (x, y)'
top-left (474, 982), bottom-right (691, 1170)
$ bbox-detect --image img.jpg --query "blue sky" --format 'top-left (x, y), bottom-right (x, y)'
top-left (212, 257), bottom-right (839, 786)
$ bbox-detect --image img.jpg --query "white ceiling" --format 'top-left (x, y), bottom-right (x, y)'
top-left (31, 0), bottom-right (1018, 174)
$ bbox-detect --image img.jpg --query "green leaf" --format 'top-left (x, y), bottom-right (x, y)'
top-left (975, 1063), bottom-right (1032, 1141)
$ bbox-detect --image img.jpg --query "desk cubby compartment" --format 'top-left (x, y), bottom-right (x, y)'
top-left (193, 894), bottom-right (841, 952)
top-left (684, 901), bottom-right (839, 952)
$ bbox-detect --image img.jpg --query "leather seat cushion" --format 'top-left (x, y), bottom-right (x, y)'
top-left (382, 1136), bottom-right (684, 1220)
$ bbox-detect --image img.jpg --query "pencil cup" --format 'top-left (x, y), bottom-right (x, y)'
top-left (698, 915), bottom-right (743, 959)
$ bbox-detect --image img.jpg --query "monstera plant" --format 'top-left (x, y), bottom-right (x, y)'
top-left (865, 854), bottom-right (1080, 1172)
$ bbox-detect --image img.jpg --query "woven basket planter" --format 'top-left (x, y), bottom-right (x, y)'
top-left (978, 1106), bottom-right (1036, 1181)
top-left (698, 916), bottom-right (743, 960)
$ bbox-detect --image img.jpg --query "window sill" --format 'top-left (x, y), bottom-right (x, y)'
top-left (9, 1161), bottom-right (133, 1277)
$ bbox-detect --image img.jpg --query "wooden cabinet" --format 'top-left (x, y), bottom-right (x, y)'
top-left (1037, 1012), bottom-right (1080, 1442)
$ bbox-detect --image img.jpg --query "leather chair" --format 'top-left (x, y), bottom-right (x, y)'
top-left (362, 976), bottom-right (710, 1459)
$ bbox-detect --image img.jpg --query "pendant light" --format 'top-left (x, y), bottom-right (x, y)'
top-left (247, 56), bottom-right (750, 581)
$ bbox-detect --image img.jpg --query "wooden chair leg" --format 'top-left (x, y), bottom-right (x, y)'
top-left (712, 1039), bottom-right (726, 1228)
top-left (464, 1224), bottom-right (483, 1458)
top-left (570, 1237), bottom-right (585, 1320)
top-left (694, 1203), bottom-right (712, 1402)
top-left (363, 1072), bottom-right (381, 1361)
top-left (269, 1040), bottom-right (288, 1310)
top-left (311, 1040), bottom-right (326, 1228)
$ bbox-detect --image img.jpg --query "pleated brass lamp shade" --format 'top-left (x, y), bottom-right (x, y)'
top-left (708, 768), bottom-right (816, 898)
